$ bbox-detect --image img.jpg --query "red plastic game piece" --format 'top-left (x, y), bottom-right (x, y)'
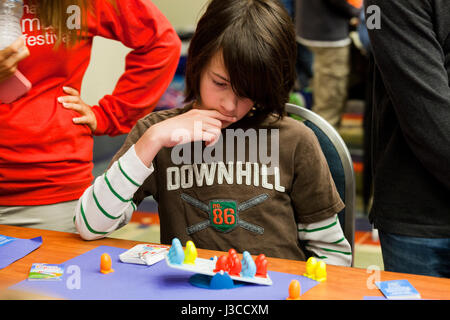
top-left (255, 253), bottom-right (266, 264)
top-left (226, 255), bottom-right (234, 271)
top-left (255, 254), bottom-right (268, 278)
top-left (227, 249), bottom-right (238, 271)
top-left (228, 255), bottom-right (242, 276)
top-left (213, 255), bottom-right (229, 273)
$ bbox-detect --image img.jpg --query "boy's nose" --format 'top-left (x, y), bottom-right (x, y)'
top-left (221, 95), bottom-right (238, 115)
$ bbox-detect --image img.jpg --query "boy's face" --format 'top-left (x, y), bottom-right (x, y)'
top-left (196, 52), bottom-right (254, 128)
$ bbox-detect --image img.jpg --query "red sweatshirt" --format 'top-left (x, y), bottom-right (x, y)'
top-left (0, 0), bottom-right (181, 205)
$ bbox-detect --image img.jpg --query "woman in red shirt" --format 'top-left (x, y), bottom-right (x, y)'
top-left (0, 0), bottom-right (181, 232)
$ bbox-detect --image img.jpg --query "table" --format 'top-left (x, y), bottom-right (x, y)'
top-left (1, 225), bottom-right (449, 300)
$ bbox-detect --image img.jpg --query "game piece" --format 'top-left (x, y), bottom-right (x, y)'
top-left (227, 249), bottom-right (237, 271)
top-left (241, 251), bottom-right (256, 278)
top-left (255, 253), bottom-right (266, 265)
top-left (228, 255), bottom-right (242, 276)
top-left (255, 254), bottom-right (268, 278)
top-left (314, 261), bottom-right (327, 282)
top-left (100, 253), bottom-right (114, 274)
top-left (286, 279), bottom-right (301, 300)
top-left (303, 257), bottom-right (318, 279)
top-left (168, 238), bottom-right (184, 265)
top-left (213, 255), bottom-right (229, 272)
top-left (227, 255), bottom-right (234, 271)
top-left (183, 240), bottom-right (197, 265)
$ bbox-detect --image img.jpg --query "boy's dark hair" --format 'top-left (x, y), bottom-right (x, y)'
top-left (184, 0), bottom-right (297, 118)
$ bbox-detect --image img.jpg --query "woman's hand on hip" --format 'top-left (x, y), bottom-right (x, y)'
top-left (58, 86), bottom-right (98, 133)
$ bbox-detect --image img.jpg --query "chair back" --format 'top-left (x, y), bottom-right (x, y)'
top-left (286, 103), bottom-right (356, 261)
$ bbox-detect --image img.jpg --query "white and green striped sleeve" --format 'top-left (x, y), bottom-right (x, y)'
top-left (74, 145), bottom-right (154, 240)
top-left (298, 215), bottom-right (352, 266)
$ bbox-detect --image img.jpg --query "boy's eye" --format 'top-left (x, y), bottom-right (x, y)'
top-left (213, 79), bottom-right (227, 87)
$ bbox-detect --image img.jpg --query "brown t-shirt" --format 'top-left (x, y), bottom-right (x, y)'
top-left (111, 105), bottom-right (344, 260)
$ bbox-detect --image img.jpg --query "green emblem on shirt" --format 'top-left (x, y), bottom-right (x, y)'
top-left (210, 200), bottom-right (237, 233)
top-left (181, 193), bottom-right (267, 235)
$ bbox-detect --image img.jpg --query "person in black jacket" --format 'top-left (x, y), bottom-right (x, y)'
top-left (366, 0), bottom-right (450, 278)
top-left (295, 0), bottom-right (361, 128)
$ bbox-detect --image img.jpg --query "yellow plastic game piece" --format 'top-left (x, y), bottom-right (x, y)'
top-left (286, 280), bottom-right (301, 300)
top-left (303, 257), bottom-right (318, 279)
top-left (183, 240), bottom-right (197, 265)
top-left (314, 261), bottom-right (327, 282)
top-left (100, 253), bottom-right (114, 274)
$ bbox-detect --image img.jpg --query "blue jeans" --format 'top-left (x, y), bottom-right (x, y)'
top-left (379, 231), bottom-right (450, 278)
top-left (296, 43), bottom-right (313, 90)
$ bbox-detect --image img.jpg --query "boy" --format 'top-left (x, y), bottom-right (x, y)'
top-left (75, 0), bottom-right (351, 266)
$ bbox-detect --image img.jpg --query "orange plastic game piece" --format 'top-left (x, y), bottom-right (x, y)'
top-left (100, 253), bottom-right (114, 274)
top-left (286, 280), bottom-right (301, 300)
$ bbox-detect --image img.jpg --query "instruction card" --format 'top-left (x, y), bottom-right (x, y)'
top-left (376, 280), bottom-right (421, 300)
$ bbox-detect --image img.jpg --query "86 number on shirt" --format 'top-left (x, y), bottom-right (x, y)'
top-left (210, 201), bottom-right (238, 232)
top-left (212, 207), bottom-right (235, 225)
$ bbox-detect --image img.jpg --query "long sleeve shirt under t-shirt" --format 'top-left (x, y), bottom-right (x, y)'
top-left (0, 0), bottom-right (181, 205)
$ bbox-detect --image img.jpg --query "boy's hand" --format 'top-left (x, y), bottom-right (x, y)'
top-left (152, 109), bottom-right (236, 148)
top-left (58, 86), bottom-right (97, 133)
top-left (135, 109), bottom-right (236, 167)
top-left (0, 37), bottom-right (30, 83)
